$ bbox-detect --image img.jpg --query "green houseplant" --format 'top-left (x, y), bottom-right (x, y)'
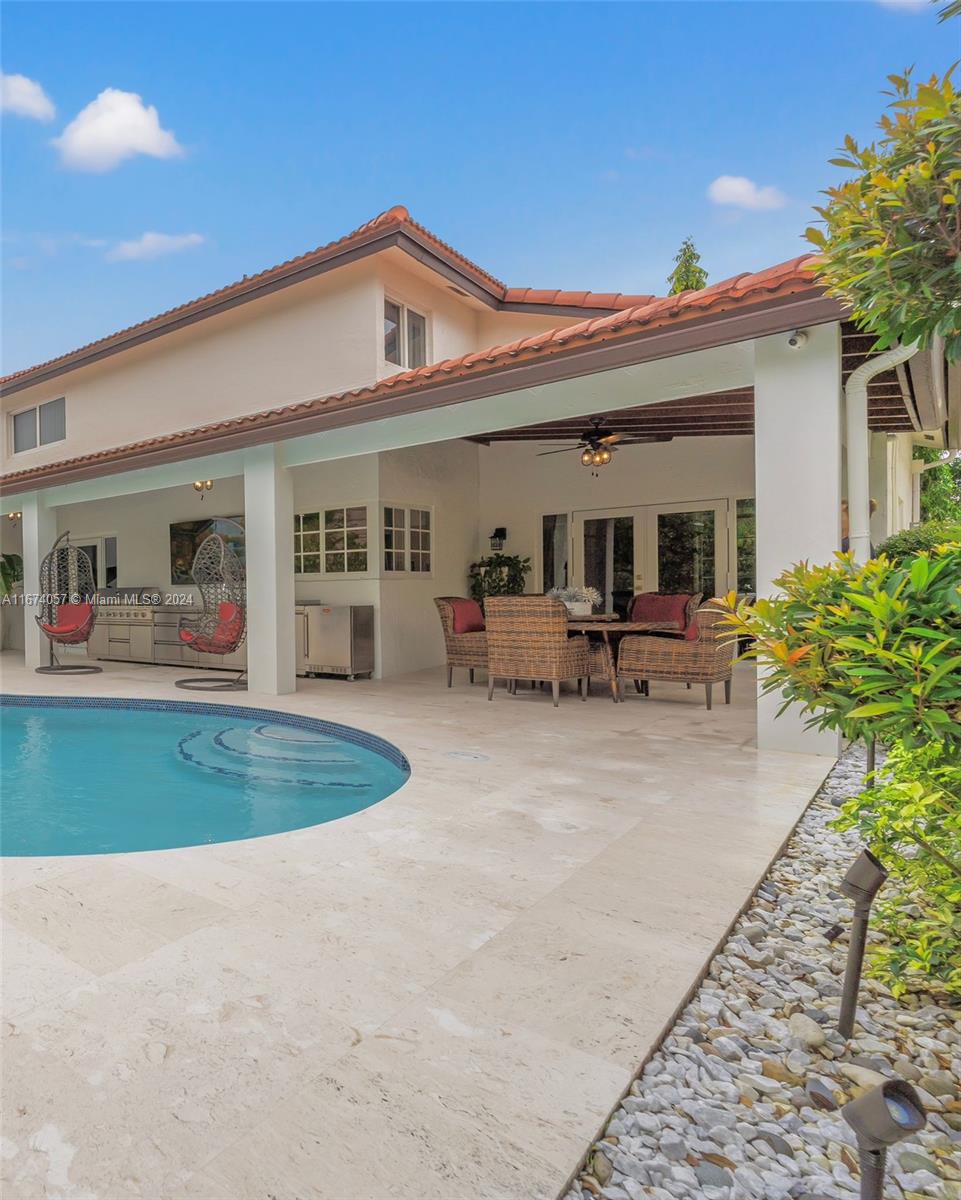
top-left (0, 553), bottom-right (23, 598)
top-left (467, 553), bottom-right (531, 603)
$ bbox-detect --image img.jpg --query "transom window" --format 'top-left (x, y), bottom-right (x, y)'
top-left (12, 397), bottom-right (66, 454)
top-left (384, 299), bottom-right (428, 369)
top-left (383, 505), bottom-right (431, 573)
top-left (294, 507), bottom-right (369, 574)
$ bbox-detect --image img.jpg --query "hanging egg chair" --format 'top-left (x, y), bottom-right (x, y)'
top-left (175, 529), bottom-right (247, 691)
top-left (35, 531), bottom-right (102, 674)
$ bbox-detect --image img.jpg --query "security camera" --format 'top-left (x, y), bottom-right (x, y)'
top-left (787, 330), bottom-right (808, 350)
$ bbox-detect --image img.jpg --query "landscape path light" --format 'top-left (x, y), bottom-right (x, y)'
top-left (838, 848), bottom-right (888, 1039)
top-left (841, 1079), bottom-right (927, 1200)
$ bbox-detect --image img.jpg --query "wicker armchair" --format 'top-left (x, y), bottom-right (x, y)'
top-left (616, 603), bottom-right (736, 710)
top-left (485, 595), bottom-right (589, 707)
top-left (434, 597), bottom-right (488, 687)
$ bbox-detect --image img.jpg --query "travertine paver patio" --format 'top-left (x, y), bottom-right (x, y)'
top-left (0, 654), bottom-right (831, 1200)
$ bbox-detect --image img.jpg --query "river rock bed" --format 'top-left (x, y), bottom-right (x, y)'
top-left (565, 747), bottom-right (961, 1200)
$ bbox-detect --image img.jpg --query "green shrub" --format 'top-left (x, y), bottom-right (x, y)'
top-left (875, 520), bottom-right (961, 562)
top-left (468, 553), bottom-right (531, 603)
top-left (833, 741), bottom-right (961, 999)
top-left (722, 545), bottom-right (961, 745)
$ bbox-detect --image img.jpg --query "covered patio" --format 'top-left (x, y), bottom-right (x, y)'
top-left (1, 651), bottom-right (831, 1200)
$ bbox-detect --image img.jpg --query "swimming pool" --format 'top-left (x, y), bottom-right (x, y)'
top-left (0, 696), bottom-right (410, 857)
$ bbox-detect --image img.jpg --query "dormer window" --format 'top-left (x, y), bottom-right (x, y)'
top-left (384, 299), bottom-right (428, 369)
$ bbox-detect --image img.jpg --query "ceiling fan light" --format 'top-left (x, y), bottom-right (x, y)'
top-left (591, 449), bottom-right (604, 466)
top-left (580, 448), bottom-right (594, 466)
top-left (598, 447), bottom-right (613, 465)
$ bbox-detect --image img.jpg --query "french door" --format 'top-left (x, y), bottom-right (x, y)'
top-left (571, 500), bottom-right (730, 612)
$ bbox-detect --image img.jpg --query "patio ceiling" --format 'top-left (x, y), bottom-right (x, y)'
top-left (472, 322), bottom-right (917, 442)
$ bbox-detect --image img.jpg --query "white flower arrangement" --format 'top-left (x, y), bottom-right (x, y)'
top-left (547, 586), bottom-right (603, 608)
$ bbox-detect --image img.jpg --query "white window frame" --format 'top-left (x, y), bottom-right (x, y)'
top-left (10, 396), bottom-right (67, 455)
top-left (384, 297), bottom-right (429, 370)
top-left (381, 503), bottom-right (433, 576)
top-left (294, 504), bottom-right (372, 578)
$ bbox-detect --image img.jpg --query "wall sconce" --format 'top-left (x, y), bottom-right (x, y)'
top-left (489, 527), bottom-right (507, 551)
top-left (6, 511), bottom-right (22, 525)
top-left (193, 480), bottom-right (214, 501)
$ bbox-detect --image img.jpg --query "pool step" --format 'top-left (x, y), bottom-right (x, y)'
top-left (177, 727), bottom-right (371, 790)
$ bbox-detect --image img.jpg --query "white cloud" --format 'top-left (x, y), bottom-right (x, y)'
top-left (1, 73), bottom-right (55, 121)
top-left (106, 231), bottom-right (204, 262)
top-left (53, 88), bottom-right (182, 172)
top-left (707, 175), bottom-right (787, 212)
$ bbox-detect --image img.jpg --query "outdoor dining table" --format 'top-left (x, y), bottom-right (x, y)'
top-left (567, 616), bottom-right (682, 702)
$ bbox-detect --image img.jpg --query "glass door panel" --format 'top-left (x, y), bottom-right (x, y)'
top-left (577, 512), bottom-right (638, 617)
top-left (645, 501), bottom-right (729, 599)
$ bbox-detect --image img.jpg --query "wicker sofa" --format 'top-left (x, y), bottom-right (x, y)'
top-left (434, 597), bottom-right (488, 686)
top-left (615, 602), bottom-right (735, 710)
top-left (485, 594), bottom-right (589, 707)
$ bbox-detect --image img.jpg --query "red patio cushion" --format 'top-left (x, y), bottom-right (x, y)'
top-left (41, 602), bottom-right (93, 637)
top-left (630, 592), bottom-right (693, 633)
top-left (450, 598), bottom-right (485, 634)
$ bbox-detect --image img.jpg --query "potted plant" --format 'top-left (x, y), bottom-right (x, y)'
top-left (468, 553), bottom-right (531, 604)
top-left (547, 585), bottom-right (602, 617)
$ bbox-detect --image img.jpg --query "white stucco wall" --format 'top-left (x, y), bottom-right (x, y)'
top-left (478, 435), bottom-right (756, 589)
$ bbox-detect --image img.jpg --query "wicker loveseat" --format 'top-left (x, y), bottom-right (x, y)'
top-left (434, 596), bottom-right (488, 686)
top-left (616, 602), bottom-right (735, 710)
top-left (485, 594), bottom-right (589, 707)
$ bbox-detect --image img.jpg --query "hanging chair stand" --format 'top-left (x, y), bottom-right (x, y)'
top-left (174, 527), bottom-right (248, 692)
top-left (34, 531), bottom-right (103, 675)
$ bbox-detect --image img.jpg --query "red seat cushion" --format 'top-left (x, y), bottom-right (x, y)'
top-left (41, 603), bottom-right (94, 637)
top-left (180, 602), bottom-right (243, 652)
top-left (630, 592), bottom-right (693, 634)
top-left (450, 598), bottom-right (485, 634)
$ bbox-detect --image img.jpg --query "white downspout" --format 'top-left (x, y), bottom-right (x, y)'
top-left (845, 343), bottom-right (919, 561)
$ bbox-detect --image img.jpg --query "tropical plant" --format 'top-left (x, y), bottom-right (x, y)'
top-left (805, 65), bottom-right (961, 361)
top-left (875, 519), bottom-right (961, 561)
top-left (666, 236), bottom-right (708, 294)
top-left (720, 545), bottom-right (961, 746)
top-left (833, 740), bottom-right (961, 998)
top-left (0, 553), bottom-right (23, 598)
top-left (467, 553), bottom-right (531, 603)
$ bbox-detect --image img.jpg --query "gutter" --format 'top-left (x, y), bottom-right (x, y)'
top-left (845, 342), bottom-right (919, 562)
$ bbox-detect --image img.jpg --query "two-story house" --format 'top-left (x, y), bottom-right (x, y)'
top-left (1, 205), bottom-right (955, 754)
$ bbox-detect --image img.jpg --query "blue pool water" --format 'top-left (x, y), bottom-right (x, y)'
top-left (0, 696), bottom-right (410, 856)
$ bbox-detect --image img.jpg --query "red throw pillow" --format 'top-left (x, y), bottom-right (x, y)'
top-left (630, 592), bottom-right (691, 630)
top-left (450, 598), bottom-right (485, 634)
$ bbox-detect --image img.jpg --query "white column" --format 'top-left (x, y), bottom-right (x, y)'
top-left (754, 324), bottom-right (842, 757)
top-left (21, 491), bottom-right (58, 671)
top-left (243, 444), bottom-right (296, 695)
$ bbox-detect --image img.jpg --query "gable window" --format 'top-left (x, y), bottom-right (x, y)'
top-left (12, 397), bottom-right (66, 453)
top-left (383, 505), bottom-right (432, 573)
top-left (384, 299), bottom-right (428, 369)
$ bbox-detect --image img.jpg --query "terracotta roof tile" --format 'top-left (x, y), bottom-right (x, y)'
top-left (1, 253), bottom-right (827, 491)
top-left (0, 206), bottom-right (725, 393)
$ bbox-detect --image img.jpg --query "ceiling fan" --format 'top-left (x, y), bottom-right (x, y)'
top-left (536, 417), bottom-right (670, 470)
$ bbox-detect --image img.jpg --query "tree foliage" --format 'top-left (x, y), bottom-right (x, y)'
top-left (833, 741), bottom-right (961, 999)
top-left (916, 446), bottom-right (961, 521)
top-left (720, 546), bottom-right (961, 745)
top-left (806, 65), bottom-right (961, 361)
top-left (667, 236), bottom-right (708, 294)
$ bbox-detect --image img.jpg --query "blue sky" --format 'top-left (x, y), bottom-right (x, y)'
top-left (2, 1), bottom-right (954, 373)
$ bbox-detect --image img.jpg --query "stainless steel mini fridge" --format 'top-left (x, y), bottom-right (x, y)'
top-left (301, 604), bottom-right (374, 679)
